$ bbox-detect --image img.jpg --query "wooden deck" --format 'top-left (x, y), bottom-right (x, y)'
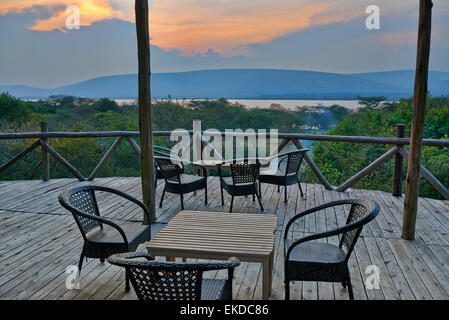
top-left (0, 176), bottom-right (448, 300)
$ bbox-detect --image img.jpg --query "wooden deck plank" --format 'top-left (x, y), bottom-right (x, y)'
top-left (0, 177), bottom-right (448, 300)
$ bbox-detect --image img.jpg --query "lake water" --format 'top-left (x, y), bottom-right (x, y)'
top-left (114, 99), bottom-right (362, 110)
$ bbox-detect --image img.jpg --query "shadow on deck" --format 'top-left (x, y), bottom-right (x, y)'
top-left (0, 177), bottom-right (448, 300)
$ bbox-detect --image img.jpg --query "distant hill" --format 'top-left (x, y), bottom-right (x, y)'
top-left (1, 69), bottom-right (448, 100)
top-left (350, 70), bottom-right (449, 96)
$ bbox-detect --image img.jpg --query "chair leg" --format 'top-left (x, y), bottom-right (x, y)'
top-left (180, 193), bottom-right (185, 210)
top-left (285, 280), bottom-right (290, 300)
top-left (159, 186), bottom-right (166, 208)
top-left (154, 178), bottom-right (157, 193)
top-left (347, 278), bottom-right (354, 300)
top-left (252, 192), bottom-right (255, 202)
top-left (204, 185), bottom-right (208, 205)
top-left (277, 185), bottom-right (280, 192)
top-left (298, 178), bottom-right (304, 197)
top-left (284, 185), bottom-right (288, 203)
top-left (78, 251), bottom-right (85, 274)
top-left (100, 258), bottom-right (105, 263)
top-left (256, 189), bottom-right (264, 212)
top-left (220, 186), bottom-right (224, 205)
top-left (259, 181), bottom-right (262, 197)
top-left (229, 196), bottom-right (234, 213)
top-left (125, 271), bottom-right (130, 292)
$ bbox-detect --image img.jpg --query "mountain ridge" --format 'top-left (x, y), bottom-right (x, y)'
top-left (1, 69), bottom-right (448, 100)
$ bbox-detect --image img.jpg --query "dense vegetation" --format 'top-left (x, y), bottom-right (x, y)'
top-left (1, 92), bottom-right (447, 199)
top-left (0, 93), bottom-right (347, 181)
top-left (307, 96), bottom-right (449, 199)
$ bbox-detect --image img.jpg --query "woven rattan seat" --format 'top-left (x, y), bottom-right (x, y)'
top-left (201, 279), bottom-right (228, 300)
top-left (107, 252), bottom-right (240, 300)
top-left (284, 199), bottom-right (379, 300)
top-left (87, 223), bottom-right (149, 249)
top-left (178, 174), bottom-right (205, 184)
top-left (59, 185), bottom-right (151, 292)
top-left (285, 241), bottom-right (346, 264)
top-left (259, 149), bottom-right (308, 202)
top-left (155, 157), bottom-right (208, 210)
top-left (217, 160), bottom-right (263, 212)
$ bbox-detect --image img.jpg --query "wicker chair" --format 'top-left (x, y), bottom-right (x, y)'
top-left (217, 160), bottom-right (263, 213)
top-left (284, 199), bottom-right (380, 300)
top-left (58, 185), bottom-right (151, 291)
top-left (153, 145), bottom-right (185, 192)
top-left (107, 252), bottom-right (240, 300)
top-left (155, 157), bottom-right (207, 210)
top-left (259, 149), bottom-right (309, 202)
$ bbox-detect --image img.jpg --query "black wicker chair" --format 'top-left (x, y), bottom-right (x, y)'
top-left (217, 160), bottom-right (263, 213)
top-left (153, 145), bottom-right (183, 192)
top-left (107, 252), bottom-right (240, 300)
top-left (155, 156), bottom-right (207, 210)
top-left (284, 199), bottom-right (380, 300)
top-left (58, 185), bottom-right (151, 291)
top-left (259, 149), bottom-right (309, 202)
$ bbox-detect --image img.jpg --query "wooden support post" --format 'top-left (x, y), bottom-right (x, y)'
top-left (403, 0), bottom-right (433, 240)
top-left (135, 0), bottom-right (155, 224)
top-left (193, 120), bottom-right (202, 163)
top-left (392, 124), bottom-right (405, 196)
top-left (41, 122), bottom-right (49, 181)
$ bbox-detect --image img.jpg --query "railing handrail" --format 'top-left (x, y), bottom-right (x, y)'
top-left (0, 130), bottom-right (448, 147)
top-left (1, 125), bottom-right (448, 200)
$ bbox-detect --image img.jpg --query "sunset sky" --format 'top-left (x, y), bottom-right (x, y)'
top-left (0, 0), bottom-right (448, 88)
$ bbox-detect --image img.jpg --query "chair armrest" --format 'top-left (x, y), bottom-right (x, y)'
top-left (108, 253), bottom-right (240, 272)
top-left (91, 186), bottom-right (151, 225)
top-left (76, 210), bottom-right (129, 245)
top-left (277, 155), bottom-right (288, 168)
top-left (284, 199), bottom-right (356, 239)
top-left (284, 222), bottom-right (363, 262)
top-left (107, 252), bottom-right (154, 267)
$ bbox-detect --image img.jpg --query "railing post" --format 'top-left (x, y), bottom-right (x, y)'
top-left (40, 122), bottom-right (49, 181)
top-left (193, 119), bottom-right (202, 163)
top-left (392, 124), bottom-right (405, 196)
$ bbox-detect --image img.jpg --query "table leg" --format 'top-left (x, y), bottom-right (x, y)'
top-left (262, 256), bottom-right (271, 300)
top-left (269, 251), bottom-right (274, 296)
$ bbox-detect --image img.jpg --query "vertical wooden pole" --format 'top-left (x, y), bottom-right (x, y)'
top-left (193, 120), bottom-right (202, 163)
top-left (135, 0), bottom-right (155, 224)
top-left (392, 124), bottom-right (405, 196)
top-left (403, 0), bottom-right (433, 240)
top-left (41, 122), bottom-right (49, 181)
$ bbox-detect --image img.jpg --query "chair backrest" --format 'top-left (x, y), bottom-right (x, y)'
top-left (155, 157), bottom-right (181, 183)
top-left (285, 149), bottom-right (308, 175)
top-left (230, 161), bottom-right (260, 185)
top-left (339, 199), bottom-right (379, 260)
top-left (108, 253), bottom-right (240, 301)
top-left (59, 186), bottom-right (101, 238)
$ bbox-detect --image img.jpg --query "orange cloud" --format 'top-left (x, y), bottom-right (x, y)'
top-left (0, 0), bottom-right (363, 54)
top-left (148, 0), bottom-right (357, 55)
top-left (0, 0), bottom-right (126, 31)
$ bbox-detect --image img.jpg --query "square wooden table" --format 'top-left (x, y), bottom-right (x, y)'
top-left (147, 210), bottom-right (277, 300)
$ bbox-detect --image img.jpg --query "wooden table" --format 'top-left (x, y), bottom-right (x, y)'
top-left (147, 210), bottom-right (277, 300)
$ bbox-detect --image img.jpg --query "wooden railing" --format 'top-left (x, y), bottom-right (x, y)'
top-left (1, 122), bottom-right (448, 200)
